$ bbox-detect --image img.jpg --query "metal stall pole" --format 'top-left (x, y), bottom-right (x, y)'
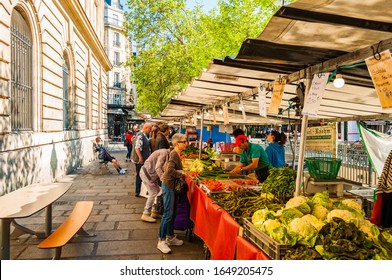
top-left (295, 73), bottom-right (313, 197)
top-left (292, 123), bottom-right (299, 169)
top-left (198, 111), bottom-right (204, 159)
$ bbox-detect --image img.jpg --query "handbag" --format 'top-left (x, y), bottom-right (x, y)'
top-left (124, 139), bottom-right (129, 147)
top-left (153, 194), bottom-right (164, 215)
top-left (174, 179), bottom-right (188, 195)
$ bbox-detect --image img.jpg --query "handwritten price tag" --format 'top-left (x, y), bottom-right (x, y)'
top-left (302, 74), bottom-right (330, 116)
top-left (365, 50), bottom-right (392, 108)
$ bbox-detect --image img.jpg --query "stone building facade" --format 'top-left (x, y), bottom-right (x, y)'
top-left (0, 0), bottom-right (112, 195)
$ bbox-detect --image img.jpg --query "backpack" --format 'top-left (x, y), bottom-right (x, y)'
top-left (130, 136), bottom-right (140, 163)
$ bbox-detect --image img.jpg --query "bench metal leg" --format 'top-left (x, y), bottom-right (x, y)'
top-left (11, 219), bottom-right (46, 239)
top-left (53, 247), bottom-right (62, 260)
top-left (77, 227), bottom-right (96, 237)
top-left (1, 218), bottom-right (11, 260)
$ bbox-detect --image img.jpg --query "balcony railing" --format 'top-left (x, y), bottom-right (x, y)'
top-left (108, 91), bottom-right (125, 105)
top-left (104, 16), bottom-right (124, 28)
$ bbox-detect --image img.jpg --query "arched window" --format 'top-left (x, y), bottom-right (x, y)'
top-left (10, 9), bottom-right (33, 131)
top-left (63, 54), bottom-right (70, 130)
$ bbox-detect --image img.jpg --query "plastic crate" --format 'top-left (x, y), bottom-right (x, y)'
top-left (219, 143), bottom-right (234, 152)
top-left (305, 157), bottom-right (342, 179)
top-left (242, 218), bottom-right (290, 260)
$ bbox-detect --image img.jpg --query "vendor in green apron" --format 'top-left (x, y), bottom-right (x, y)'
top-left (229, 135), bottom-right (271, 183)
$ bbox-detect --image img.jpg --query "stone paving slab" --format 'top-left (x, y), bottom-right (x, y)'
top-left (8, 150), bottom-right (205, 260)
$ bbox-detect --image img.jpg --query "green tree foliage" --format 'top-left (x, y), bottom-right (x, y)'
top-left (124, 0), bottom-right (294, 116)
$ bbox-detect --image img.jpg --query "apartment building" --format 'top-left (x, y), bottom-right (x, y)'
top-left (0, 0), bottom-right (111, 195)
top-left (104, 0), bottom-right (135, 138)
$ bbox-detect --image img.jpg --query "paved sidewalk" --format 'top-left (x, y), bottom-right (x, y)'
top-left (9, 148), bottom-right (205, 260)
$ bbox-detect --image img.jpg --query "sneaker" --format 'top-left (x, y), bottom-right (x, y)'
top-left (157, 240), bottom-right (171, 254)
top-left (119, 169), bottom-right (126, 175)
top-left (141, 214), bottom-right (156, 223)
top-left (151, 212), bottom-right (162, 219)
top-left (166, 235), bottom-right (184, 246)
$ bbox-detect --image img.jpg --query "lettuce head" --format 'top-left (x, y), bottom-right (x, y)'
top-left (280, 207), bottom-right (304, 225)
top-left (252, 208), bottom-right (275, 224)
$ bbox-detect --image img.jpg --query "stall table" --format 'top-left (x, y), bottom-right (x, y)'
top-left (186, 176), bottom-right (240, 260)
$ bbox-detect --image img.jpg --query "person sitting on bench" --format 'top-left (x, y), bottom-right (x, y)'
top-left (94, 137), bottom-right (126, 175)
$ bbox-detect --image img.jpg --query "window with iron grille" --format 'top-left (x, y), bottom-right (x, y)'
top-left (10, 9), bottom-right (33, 131)
top-left (63, 56), bottom-right (70, 130)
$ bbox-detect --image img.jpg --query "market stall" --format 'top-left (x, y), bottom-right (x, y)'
top-left (185, 176), bottom-right (240, 260)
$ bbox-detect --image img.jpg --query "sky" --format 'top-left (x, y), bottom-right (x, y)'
top-left (121, 0), bottom-right (219, 13)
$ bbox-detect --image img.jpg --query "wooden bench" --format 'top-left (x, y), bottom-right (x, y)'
top-left (38, 201), bottom-right (95, 259)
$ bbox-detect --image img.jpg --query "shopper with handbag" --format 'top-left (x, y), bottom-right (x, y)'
top-left (157, 133), bottom-right (187, 254)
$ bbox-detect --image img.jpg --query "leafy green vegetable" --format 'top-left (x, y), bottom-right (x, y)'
top-left (262, 167), bottom-right (296, 203)
top-left (284, 246), bottom-right (322, 260)
top-left (252, 208), bottom-right (275, 224)
top-left (316, 217), bottom-right (379, 260)
top-left (280, 207), bottom-right (304, 225)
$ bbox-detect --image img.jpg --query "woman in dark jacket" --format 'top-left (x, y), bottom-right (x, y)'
top-left (153, 124), bottom-right (170, 152)
top-left (157, 133), bottom-right (187, 254)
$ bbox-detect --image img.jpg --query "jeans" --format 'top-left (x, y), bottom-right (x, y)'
top-left (159, 183), bottom-right (175, 240)
top-left (135, 163), bottom-right (143, 195)
top-left (126, 144), bottom-right (132, 159)
top-left (140, 168), bottom-right (161, 214)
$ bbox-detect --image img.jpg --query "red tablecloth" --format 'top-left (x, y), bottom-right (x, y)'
top-left (235, 236), bottom-right (269, 260)
top-left (186, 176), bottom-right (240, 260)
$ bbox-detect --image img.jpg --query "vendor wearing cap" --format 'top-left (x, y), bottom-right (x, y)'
top-left (229, 135), bottom-right (271, 183)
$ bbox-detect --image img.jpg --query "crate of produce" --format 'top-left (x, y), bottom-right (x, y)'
top-left (242, 218), bottom-right (291, 260)
top-left (219, 143), bottom-right (234, 153)
top-left (305, 157), bottom-right (342, 179)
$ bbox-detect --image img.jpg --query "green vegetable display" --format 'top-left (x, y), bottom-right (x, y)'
top-left (262, 167), bottom-right (296, 202)
top-left (211, 189), bottom-right (282, 224)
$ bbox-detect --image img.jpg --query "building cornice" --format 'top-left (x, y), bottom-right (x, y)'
top-left (58, 0), bottom-right (112, 71)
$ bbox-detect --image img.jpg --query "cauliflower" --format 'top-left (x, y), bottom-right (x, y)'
top-left (311, 204), bottom-right (329, 221)
top-left (287, 217), bottom-right (318, 247)
top-left (336, 199), bottom-right (365, 217)
top-left (252, 208), bottom-right (275, 224)
top-left (285, 196), bottom-right (312, 214)
top-left (326, 209), bottom-right (363, 227)
top-left (359, 219), bottom-right (380, 241)
top-left (311, 191), bottom-right (334, 210)
top-left (341, 199), bottom-right (363, 211)
top-left (301, 214), bottom-right (325, 231)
